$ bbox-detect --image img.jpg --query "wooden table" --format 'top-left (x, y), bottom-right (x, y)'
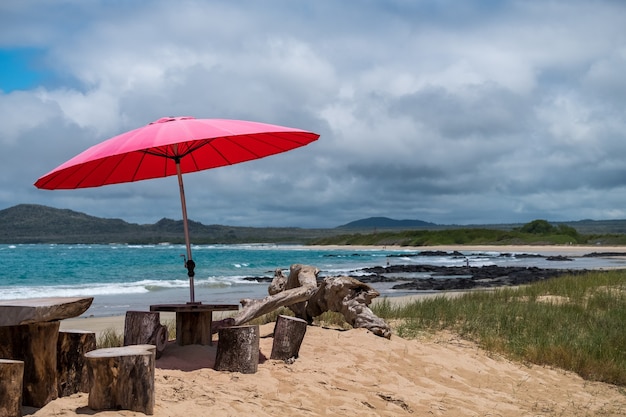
top-left (0, 297), bottom-right (94, 408)
top-left (0, 296), bottom-right (93, 326)
top-left (150, 303), bottom-right (239, 346)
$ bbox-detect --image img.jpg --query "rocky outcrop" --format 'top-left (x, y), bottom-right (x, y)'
top-left (359, 265), bottom-right (586, 291)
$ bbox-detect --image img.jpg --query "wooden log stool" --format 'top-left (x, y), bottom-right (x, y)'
top-left (0, 321), bottom-right (60, 408)
top-left (123, 311), bottom-right (168, 358)
top-left (84, 345), bottom-right (156, 415)
top-left (56, 330), bottom-right (96, 396)
top-left (270, 315), bottom-right (308, 362)
top-left (214, 325), bottom-right (260, 374)
top-left (0, 359), bottom-right (24, 417)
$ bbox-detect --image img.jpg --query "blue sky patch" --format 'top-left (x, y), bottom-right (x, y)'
top-left (0, 48), bottom-right (48, 92)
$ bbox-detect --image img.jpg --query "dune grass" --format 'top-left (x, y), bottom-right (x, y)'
top-left (96, 327), bottom-right (124, 348)
top-left (162, 318), bottom-right (177, 340)
top-left (96, 318), bottom-right (178, 348)
top-left (372, 269), bottom-right (626, 386)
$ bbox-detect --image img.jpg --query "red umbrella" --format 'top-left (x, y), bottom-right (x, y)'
top-left (35, 116), bottom-right (319, 303)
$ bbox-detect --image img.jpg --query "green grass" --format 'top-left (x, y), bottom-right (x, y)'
top-left (96, 318), bottom-right (177, 348)
top-left (162, 318), bottom-right (176, 340)
top-left (309, 219), bottom-right (589, 246)
top-left (97, 327), bottom-right (124, 348)
top-left (372, 270), bottom-right (626, 386)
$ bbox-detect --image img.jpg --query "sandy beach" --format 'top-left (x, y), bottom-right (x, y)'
top-left (28, 245), bottom-right (626, 416)
top-left (43, 320), bottom-right (626, 416)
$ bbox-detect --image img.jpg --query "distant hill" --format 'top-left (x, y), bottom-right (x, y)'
top-left (0, 204), bottom-right (143, 242)
top-left (0, 204), bottom-right (336, 244)
top-left (338, 217), bottom-right (437, 229)
top-left (3, 204), bottom-right (626, 244)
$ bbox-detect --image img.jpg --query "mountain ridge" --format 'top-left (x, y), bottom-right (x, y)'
top-left (2, 204), bottom-right (626, 244)
top-left (337, 216), bottom-right (437, 229)
top-left (0, 204), bottom-right (334, 244)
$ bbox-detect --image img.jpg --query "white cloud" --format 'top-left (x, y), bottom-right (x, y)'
top-left (1, 0), bottom-right (625, 227)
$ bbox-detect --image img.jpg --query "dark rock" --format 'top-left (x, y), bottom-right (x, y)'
top-left (354, 264), bottom-right (589, 291)
top-left (583, 252), bottom-right (626, 257)
top-left (244, 261), bottom-right (594, 293)
top-left (545, 255), bottom-right (574, 261)
top-left (511, 253), bottom-right (544, 258)
top-left (242, 276), bottom-right (273, 283)
top-left (417, 250), bottom-right (454, 257)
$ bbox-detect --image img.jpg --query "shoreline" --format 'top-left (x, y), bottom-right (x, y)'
top-left (306, 243), bottom-right (626, 255)
top-left (60, 290), bottom-right (475, 337)
top-left (59, 243), bottom-right (626, 336)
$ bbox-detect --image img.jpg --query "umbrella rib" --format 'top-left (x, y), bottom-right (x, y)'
top-left (140, 133), bottom-right (308, 168)
top-left (142, 147), bottom-right (175, 159)
top-left (143, 139), bottom-right (254, 166)
top-left (142, 141), bottom-right (209, 160)
top-left (208, 141), bottom-right (239, 165)
top-left (129, 150), bottom-right (148, 181)
top-left (76, 156), bottom-right (120, 187)
top-left (244, 132), bottom-right (308, 153)
top-left (201, 133), bottom-right (309, 165)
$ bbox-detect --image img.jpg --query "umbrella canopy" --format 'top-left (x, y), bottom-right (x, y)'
top-left (35, 116), bottom-right (320, 302)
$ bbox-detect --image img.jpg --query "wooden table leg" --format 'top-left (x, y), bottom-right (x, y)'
top-left (207, 311), bottom-right (214, 346)
top-left (175, 311), bottom-right (213, 346)
top-left (0, 321), bottom-right (60, 407)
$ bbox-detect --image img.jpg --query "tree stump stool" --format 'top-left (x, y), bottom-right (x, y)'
top-left (123, 311), bottom-right (168, 358)
top-left (214, 325), bottom-right (260, 374)
top-left (0, 321), bottom-right (60, 408)
top-left (270, 315), bottom-right (308, 362)
top-left (57, 330), bottom-right (96, 396)
top-left (84, 345), bottom-right (155, 415)
top-left (0, 359), bottom-right (24, 417)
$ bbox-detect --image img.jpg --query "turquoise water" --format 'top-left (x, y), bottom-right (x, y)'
top-left (1, 243), bottom-right (623, 317)
top-left (0, 243), bottom-right (393, 316)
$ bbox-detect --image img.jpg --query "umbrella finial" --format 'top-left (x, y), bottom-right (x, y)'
top-left (150, 116), bottom-right (195, 124)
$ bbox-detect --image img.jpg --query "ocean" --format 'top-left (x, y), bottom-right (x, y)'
top-left (2, 243), bottom-right (625, 317)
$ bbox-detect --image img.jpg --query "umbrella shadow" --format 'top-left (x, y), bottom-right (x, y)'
top-left (156, 342), bottom-right (217, 371)
top-left (156, 341), bottom-right (268, 371)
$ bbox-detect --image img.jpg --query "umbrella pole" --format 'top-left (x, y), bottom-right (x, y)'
top-left (175, 159), bottom-right (196, 304)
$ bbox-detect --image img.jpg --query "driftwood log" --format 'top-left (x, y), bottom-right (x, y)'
top-left (214, 325), bottom-right (260, 374)
top-left (236, 264), bottom-right (319, 324)
top-left (270, 315), bottom-right (308, 361)
top-left (0, 321), bottom-right (60, 407)
top-left (306, 276), bottom-right (392, 339)
top-left (0, 359), bottom-right (24, 417)
top-left (214, 264), bottom-right (391, 339)
top-left (123, 311), bottom-right (168, 358)
top-left (84, 345), bottom-right (155, 415)
top-left (57, 330), bottom-right (96, 396)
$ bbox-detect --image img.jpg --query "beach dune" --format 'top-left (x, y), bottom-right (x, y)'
top-left (33, 321), bottom-right (626, 416)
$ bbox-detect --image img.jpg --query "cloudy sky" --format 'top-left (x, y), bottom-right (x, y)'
top-left (1, 1), bottom-right (625, 228)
